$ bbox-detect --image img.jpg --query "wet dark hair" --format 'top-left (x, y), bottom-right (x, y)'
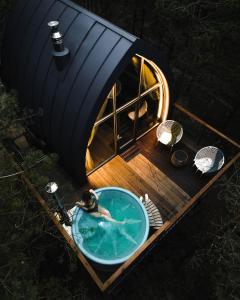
top-left (82, 191), bottom-right (92, 203)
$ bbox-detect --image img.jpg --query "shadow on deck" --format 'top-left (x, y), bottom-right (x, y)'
top-left (88, 128), bottom-right (209, 222)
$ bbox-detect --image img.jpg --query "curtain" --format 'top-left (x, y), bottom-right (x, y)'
top-left (85, 97), bottom-right (109, 172)
top-left (132, 57), bottom-right (159, 101)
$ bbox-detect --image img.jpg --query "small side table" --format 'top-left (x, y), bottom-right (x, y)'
top-left (171, 150), bottom-right (188, 167)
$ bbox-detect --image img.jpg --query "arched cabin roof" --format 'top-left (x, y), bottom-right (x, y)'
top-left (1, 0), bottom-right (173, 183)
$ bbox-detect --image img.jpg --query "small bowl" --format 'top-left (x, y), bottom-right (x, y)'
top-left (171, 150), bottom-right (188, 167)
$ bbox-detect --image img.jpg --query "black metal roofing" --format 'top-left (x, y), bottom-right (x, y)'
top-left (1, 0), bottom-right (172, 182)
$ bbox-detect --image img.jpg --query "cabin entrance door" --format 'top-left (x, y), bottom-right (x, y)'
top-left (116, 102), bottom-right (138, 152)
top-left (116, 93), bottom-right (159, 152)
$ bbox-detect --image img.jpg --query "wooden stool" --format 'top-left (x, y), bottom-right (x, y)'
top-left (171, 150), bottom-right (188, 167)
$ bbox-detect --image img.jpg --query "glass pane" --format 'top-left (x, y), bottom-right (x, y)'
top-left (117, 103), bottom-right (137, 149)
top-left (136, 88), bottom-right (160, 137)
top-left (140, 60), bottom-right (158, 93)
top-left (95, 94), bottom-right (113, 121)
top-left (86, 117), bottom-right (115, 173)
top-left (116, 56), bottom-right (141, 109)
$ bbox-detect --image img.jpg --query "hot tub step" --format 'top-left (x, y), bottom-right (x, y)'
top-left (120, 145), bottom-right (140, 162)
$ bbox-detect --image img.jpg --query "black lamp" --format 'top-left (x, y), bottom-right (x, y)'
top-left (45, 182), bottom-right (72, 226)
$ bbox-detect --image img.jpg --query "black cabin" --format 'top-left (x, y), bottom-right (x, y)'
top-left (1, 0), bottom-right (172, 183)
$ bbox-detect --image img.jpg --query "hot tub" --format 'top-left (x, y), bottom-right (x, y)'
top-left (71, 187), bottom-right (149, 265)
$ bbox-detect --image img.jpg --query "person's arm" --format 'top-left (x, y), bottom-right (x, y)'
top-left (76, 201), bottom-right (85, 208)
top-left (89, 189), bottom-right (99, 201)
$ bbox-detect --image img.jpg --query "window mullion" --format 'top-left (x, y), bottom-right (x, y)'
top-left (113, 83), bottom-right (117, 154)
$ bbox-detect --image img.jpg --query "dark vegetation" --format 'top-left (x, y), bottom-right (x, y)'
top-left (0, 1), bottom-right (240, 299)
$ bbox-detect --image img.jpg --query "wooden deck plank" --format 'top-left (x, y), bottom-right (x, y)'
top-left (88, 156), bottom-right (180, 220)
top-left (136, 129), bottom-right (209, 196)
top-left (127, 153), bottom-right (190, 210)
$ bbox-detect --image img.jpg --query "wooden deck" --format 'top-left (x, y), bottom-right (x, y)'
top-left (18, 103), bottom-right (240, 293)
top-left (88, 154), bottom-right (190, 221)
top-left (136, 129), bottom-right (210, 196)
top-left (87, 110), bottom-right (240, 222)
top-left (87, 124), bottom-right (215, 222)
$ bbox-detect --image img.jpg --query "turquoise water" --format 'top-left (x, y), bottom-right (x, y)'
top-left (72, 188), bottom-right (149, 264)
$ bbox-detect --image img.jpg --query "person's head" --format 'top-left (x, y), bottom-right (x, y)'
top-left (82, 191), bottom-right (93, 206)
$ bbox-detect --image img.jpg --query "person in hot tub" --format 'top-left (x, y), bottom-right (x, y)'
top-left (76, 189), bottom-right (124, 224)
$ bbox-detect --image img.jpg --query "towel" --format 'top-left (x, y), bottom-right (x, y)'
top-left (140, 194), bottom-right (163, 230)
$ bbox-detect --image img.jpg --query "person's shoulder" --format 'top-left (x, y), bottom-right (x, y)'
top-left (78, 204), bottom-right (89, 211)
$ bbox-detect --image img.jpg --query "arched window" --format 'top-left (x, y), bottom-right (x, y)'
top-left (86, 55), bottom-right (169, 173)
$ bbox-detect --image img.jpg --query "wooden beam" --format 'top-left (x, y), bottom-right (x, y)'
top-left (21, 174), bottom-right (105, 292)
top-left (174, 102), bottom-right (240, 149)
